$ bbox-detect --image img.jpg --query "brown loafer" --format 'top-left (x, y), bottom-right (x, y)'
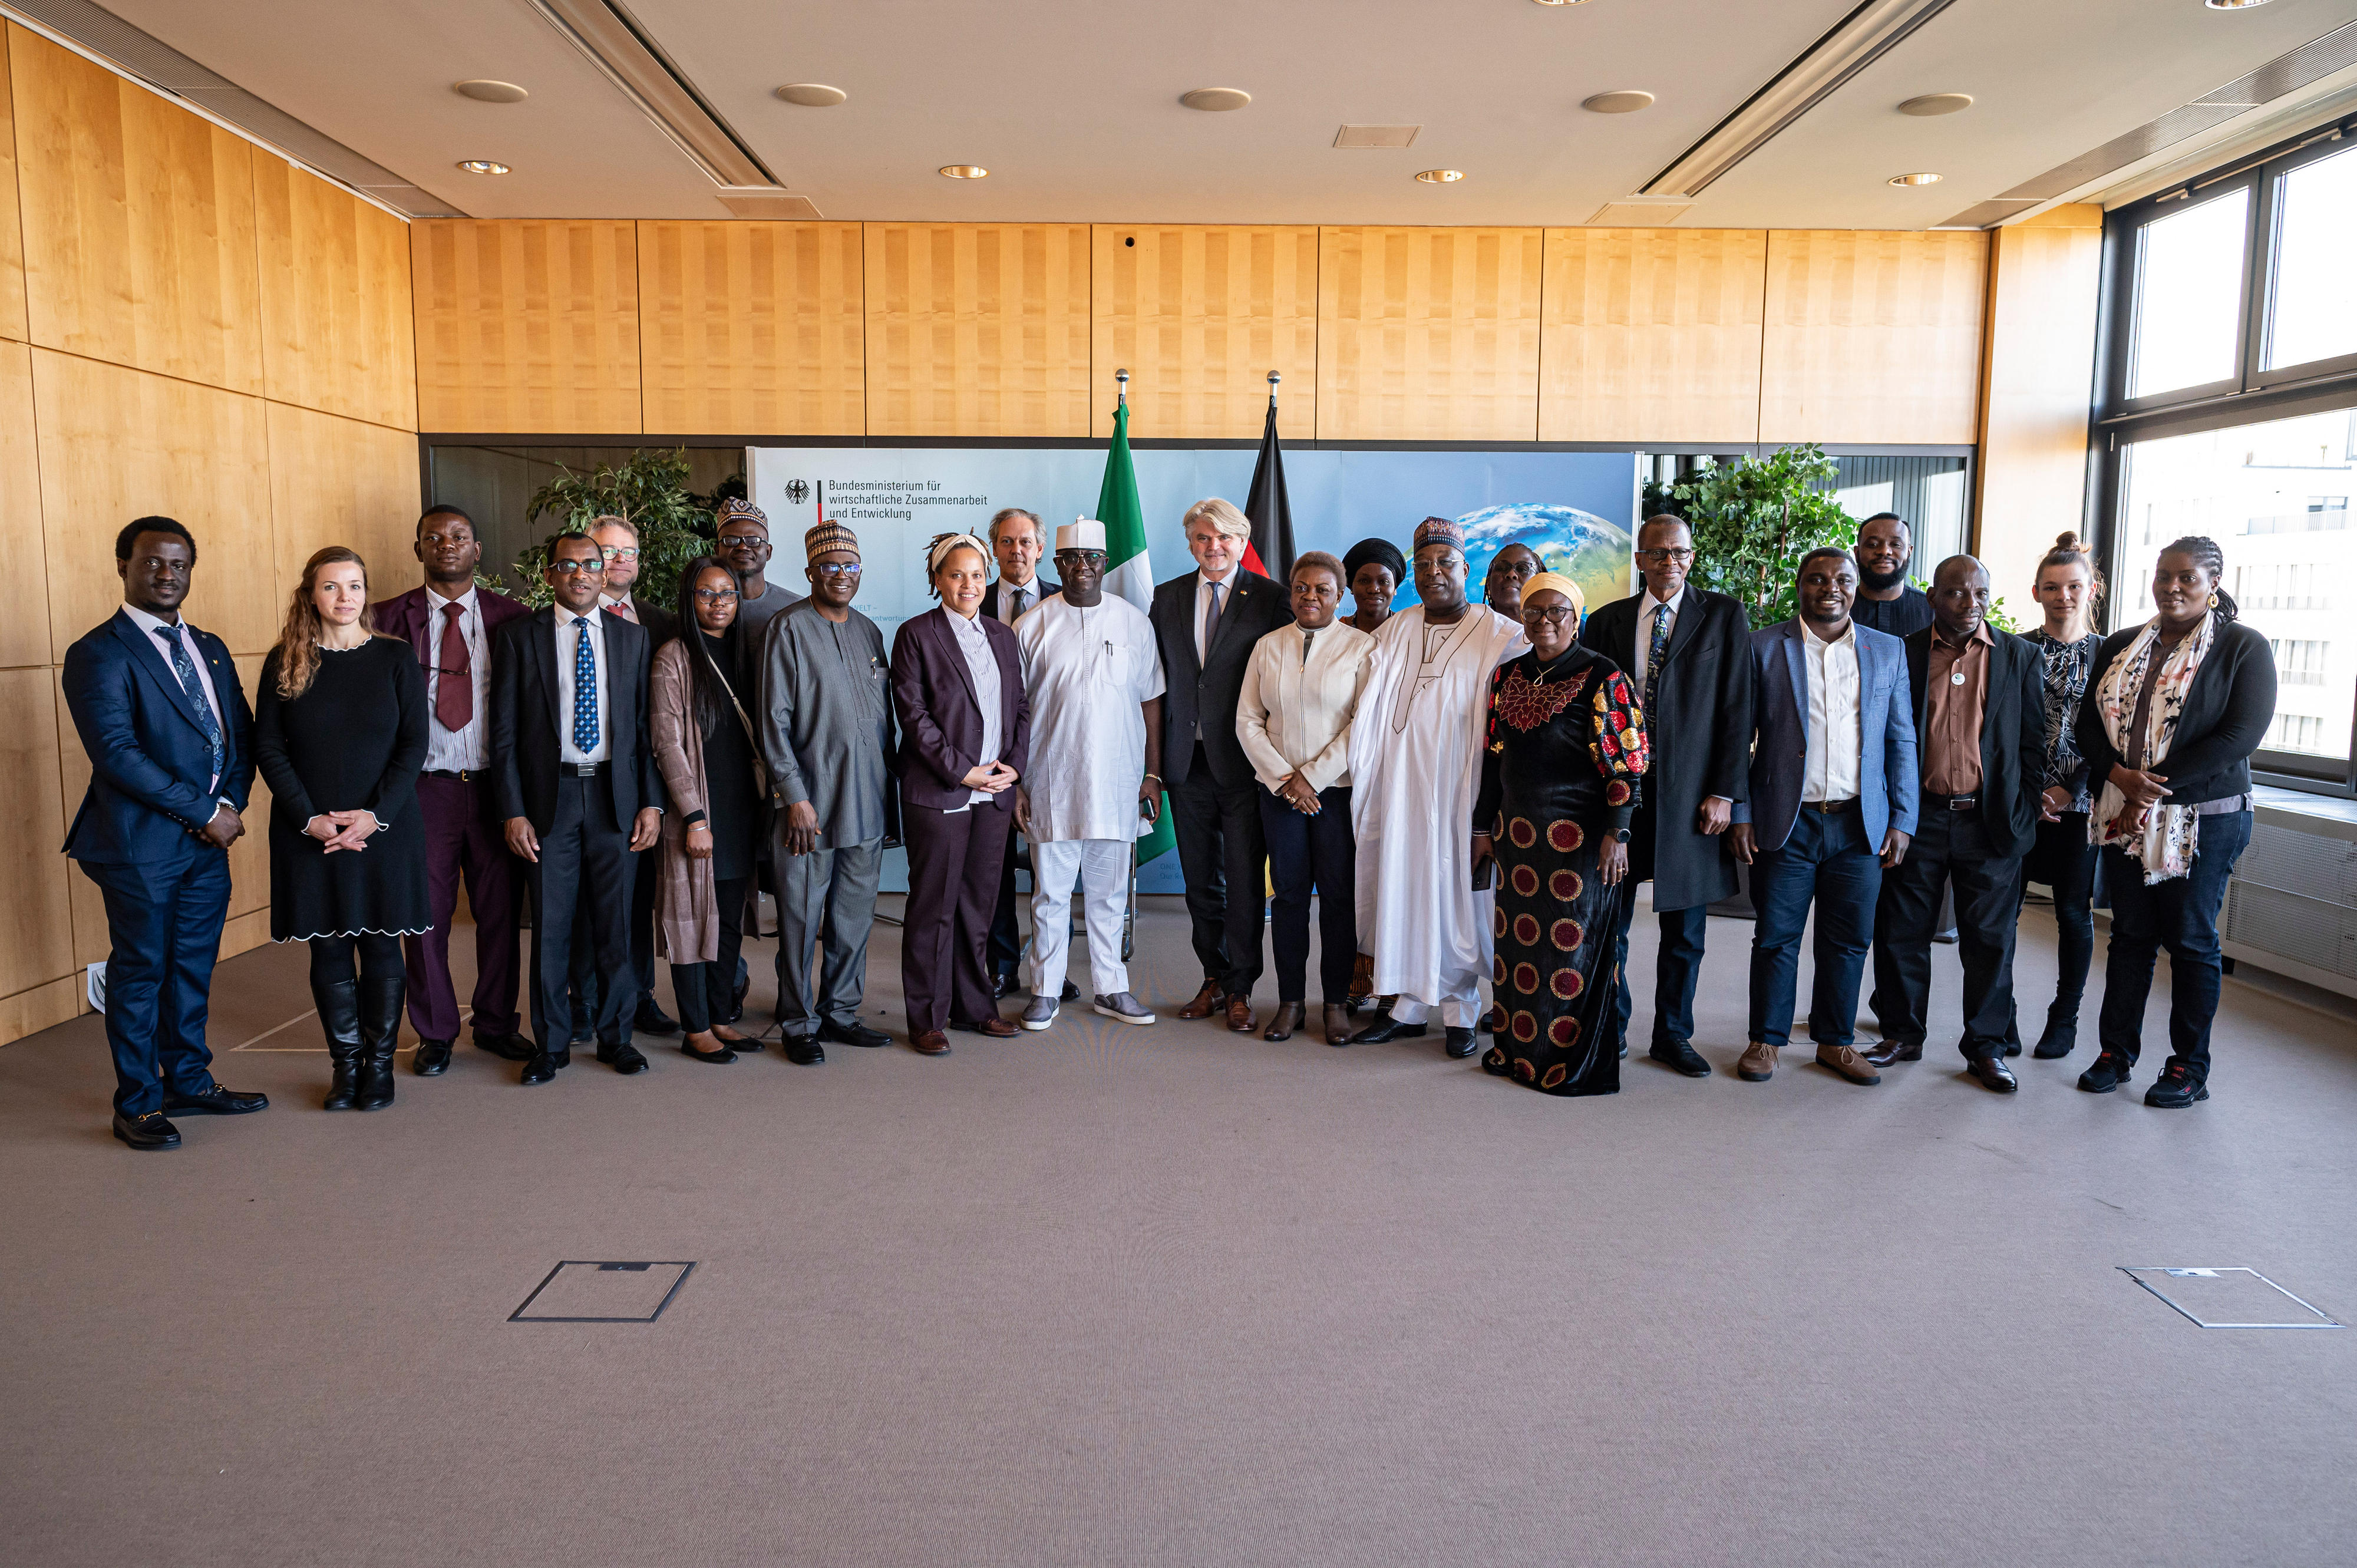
top-left (1863, 1037), bottom-right (1922, 1067)
top-left (956, 1015), bottom-right (1019, 1038)
top-left (910, 1030), bottom-right (952, 1055)
top-left (1322, 1004), bottom-right (1353, 1045)
top-left (1263, 1002), bottom-right (1303, 1041)
top-left (1736, 1040), bottom-right (1778, 1082)
top-left (1225, 994), bottom-right (1256, 1033)
top-left (1178, 980), bottom-right (1225, 1020)
top-left (1815, 1043), bottom-right (1882, 1084)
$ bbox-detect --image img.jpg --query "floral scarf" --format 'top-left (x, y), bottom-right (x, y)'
top-left (2089, 612), bottom-right (2216, 884)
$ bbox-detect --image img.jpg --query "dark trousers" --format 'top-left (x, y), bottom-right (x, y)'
top-left (2032, 811), bottom-right (2098, 1021)
top-left (669, 874), bottom-right (748, 1035)
top-left (567, 841), bottom-right (658, 1032)
top-left (402, 773), bottom-right (520, 1042)
top-left (902, 801), bottom-right (1014, 1035)
top-left (1747, 804), bottom-right (1881, 1051)
top-left (1259, 785), bottom-right (1356, 1003)
top-left (1610, 898), bottom-right (1709, 1049)
top-left (2098, 810), bottom-right (2250, 1078)
top-left (81, 850), bottom-right (231, 1117)
top-left (1168, 744), bottom-right (1268, 996)
top-left (1868, 801), bottom-right (2023, 1059)
top-left (526, 775), bottom-right (635, 1050)
top-left (989, 833), bottom-right (1024, 985)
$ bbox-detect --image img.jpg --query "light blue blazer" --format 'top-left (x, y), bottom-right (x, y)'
top-left (1729, 619), bottom-right (1918, 853)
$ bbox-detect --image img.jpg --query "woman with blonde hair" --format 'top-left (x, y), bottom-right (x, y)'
top-left (253, 546), bottom-right (430, 1111)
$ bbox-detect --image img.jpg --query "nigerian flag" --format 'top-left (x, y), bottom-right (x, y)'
top-left (1096, 398), bottom-right (1174, 864)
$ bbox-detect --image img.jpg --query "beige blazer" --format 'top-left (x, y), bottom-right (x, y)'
top-left (649, 638), bottom-right (721, 965)
top-left (1236, 619), bottom-right (1375, 795)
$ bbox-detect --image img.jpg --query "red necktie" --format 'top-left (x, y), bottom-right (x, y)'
top-left (436, 601), bottom-right (473, 732)
top-left (607, 598), bottom-right (638, 624)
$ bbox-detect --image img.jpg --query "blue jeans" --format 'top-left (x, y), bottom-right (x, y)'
top-left (1747, 805), bottom-right (1882, 1051)
top-left (1611, 896), bottom-right (1709, 1048)
top-left (2097, 810), bottom-right (2250, 1080)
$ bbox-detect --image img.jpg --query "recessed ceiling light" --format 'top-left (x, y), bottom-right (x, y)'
top-left (1582, 90), bottom-right (1655, 114)
top-left (939, 164), bottom-right (988, 179)
top-left (1179, 87), bottom-right (1252, 112)
top-left (453, 80), bottom-right (529, 104)
top-left (1530, 0), bottom-right (1592, 6)
top-left (457, 159), bottom-right (511, 175)
top-left (1888, 171), bottom-right (1943, 186)
top-left (1415, 168), bottom-right (1465, 183)
top-left (775, 83), bottom-right (848, 107)
top-left (1897, 93), bottom-right (1974, 116)
top-left (2204, 0), bottom-right (2273, 8)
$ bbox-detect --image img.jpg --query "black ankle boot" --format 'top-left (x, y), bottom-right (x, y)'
top-left (2032, 1002), bottom-right (2079, 1059)
top-left (355, 976), bottom-right (404, 1111)
top-left (317, 978), bottom-right (362, 1110)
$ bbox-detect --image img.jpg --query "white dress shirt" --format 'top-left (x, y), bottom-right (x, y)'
top-left (1194, 564), bottom-right (1242, 666)
top-left (553, 604), bottom-right (612, 765)
top-left (1800, 620), bottom-right (1862, 804)
top-left (1236, 620), bottom-right (1376, 794)
top-left (121, 602), bottom-right (229, 804)
top-left (423, 585), bottom-right (490, 773)
top-left (1632, 586), bottom-right (1684, 697)
top-left (945, 606), bottom-right (1002, 807)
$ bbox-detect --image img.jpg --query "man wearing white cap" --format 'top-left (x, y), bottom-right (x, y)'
top-left (1011, 519), bottom-right (1166, 1028)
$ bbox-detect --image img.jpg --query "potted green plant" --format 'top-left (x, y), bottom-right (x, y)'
top-left (507, 447), bottom-right (717, 609)
top-left (1646, 443), bottom-right (1856, 629)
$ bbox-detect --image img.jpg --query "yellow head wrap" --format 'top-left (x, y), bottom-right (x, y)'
top-left (1520, 570), bottom-right (1584, 618)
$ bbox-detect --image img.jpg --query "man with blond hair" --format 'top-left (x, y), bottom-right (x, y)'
top-left (1149, 498), bottom-right (1290, 1031)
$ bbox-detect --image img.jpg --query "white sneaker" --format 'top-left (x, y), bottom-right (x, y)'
top-left (1094, 992), bottom-right (1156, 1025)
top-left (1020, 995), bottom-right (1059, 1031)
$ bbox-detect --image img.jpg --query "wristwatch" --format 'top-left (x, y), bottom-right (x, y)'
top-left (1613, 828), bottom-right (1632, 843)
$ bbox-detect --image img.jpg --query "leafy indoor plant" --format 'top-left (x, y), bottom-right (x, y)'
top-left (508, 447), bottom-right (717, 609)
top-left (1646, 443), bottom-right (1855, 629)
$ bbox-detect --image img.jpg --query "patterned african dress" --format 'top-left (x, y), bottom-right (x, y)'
top-left (1474, 646), bottom-right (1648, 1097)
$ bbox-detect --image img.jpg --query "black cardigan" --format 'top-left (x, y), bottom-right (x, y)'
top-left (2073, 618), bottom-right (2277, 810)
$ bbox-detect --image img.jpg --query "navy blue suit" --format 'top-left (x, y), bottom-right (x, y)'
top-left (62, 608), bottom-right (256, 1115)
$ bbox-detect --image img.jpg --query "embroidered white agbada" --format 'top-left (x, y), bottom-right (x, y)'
top-left (1349, 603), bottom-right (1528, 1026)
top-left (1012, 594), bottom-right (1164, 843)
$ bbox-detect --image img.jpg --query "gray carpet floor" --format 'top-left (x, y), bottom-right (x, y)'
top-left (2, 892), bottom-right (2353, 1567)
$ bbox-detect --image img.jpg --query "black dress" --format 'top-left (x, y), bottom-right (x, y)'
top-left (695, 630), bottom-right (761, 883)
top-left (1475, 646), bottom-right (1649, 1097)
top-left (253, 638), bottom-right (431, 942)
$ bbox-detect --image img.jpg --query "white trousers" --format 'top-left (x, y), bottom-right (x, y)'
top-left (1388, 889), bottom-right (1493, 1029)
top-left (1022, 839), bottom-right (1130, 1001)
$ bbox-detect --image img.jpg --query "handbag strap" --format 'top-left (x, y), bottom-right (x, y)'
top-left (700, 644), bottom-right (768, 770)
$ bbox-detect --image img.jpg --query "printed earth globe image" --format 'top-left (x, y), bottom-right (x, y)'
top-left (1441, 503), bottom-right (1633, 621)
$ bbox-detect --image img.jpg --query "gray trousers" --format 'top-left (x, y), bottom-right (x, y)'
top-left (773, 834), bottom-right (883, 1038)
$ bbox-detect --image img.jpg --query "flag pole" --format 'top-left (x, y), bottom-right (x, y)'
top-left (1268, 369), bottom-right (1279, 406)
top-left (1115, 367), bottom-right (1128, 409)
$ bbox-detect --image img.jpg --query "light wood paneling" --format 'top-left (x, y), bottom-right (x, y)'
top-left (219, 907), bottom-right (270, 961)
top-left (1315, 226), bottom-right (1544, 443)
top-left (0, 976), bottom-right (81, 1047)
top-left (1540, 228), bottom-right (1765, 444)
top-left (863, 223), bottom-right (1091, 438)
top-left (638, 220), bottom-right (864, 435)
top-left (32, 349), bottom-right (275, 658)
top-left (1091, 225), bottom-right (1318, 440)
top-left (0, 27), bottom-right (27, 345)
top-left (411, 219), bottom-right (640, 433)
top-left (10, 26), bottom-right (262, 394)
top-left (0, 341), bottom-right (51, 668)
top-left (1760, 229), bottom-right (1987, 445)
top-left (1975, 205), bottom-right (2104, 599)
top-left (265, 401), bottom-right (424, 607)
top-left (255, 159), bottom-right (417, 430)
top-left (0, 668), bottom-right (75, 999)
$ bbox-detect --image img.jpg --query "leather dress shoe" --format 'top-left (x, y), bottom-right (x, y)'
top-left (520, 1047), bottom-right (569, 1085)
top-left (910, 1030), bottom-right (952, 1056)
top-left (112, 1110), bottom-right (181, 1150)
top-left (992, 973), bottom-right (1011, 999)
top-left (1226, 995), bottom-right (1257, 1034)
top-left (1262, 1002), bottom-right (1304, 1041)
top-left (412, 1039), bottom-right (453, 1077)
top-left (633, 1003), bottom-right (680, 1036)
top-left (1322, 1005), bottom-right (1352, 1046)
top-left (1348, 1011), bottom-right (1428, 1045)
top-left (679, 1036), bottom-right (738, 1064)
top-left (1444, 1026), bottom-right (1478, 1058)
top-left (1966, 1055), bottom-right (2019, 1092)
top-left (1649, 1041), bottom-right (1712, 1078)
top-left (162, 1084), bottom-right (269, 1115)
top-left (474, 1032), bottom-right (534, 1062)
top-left (1736, 1041), bottom-right (1778, 1082)
top-left (1178, 980), bottom-right (1225, 1020)
top-left (597, 1042), bottom-right (651, 1075)
top-left (1863, 1038), bottom-right (1922, 1068)
top-left (781, 1036), bottom-right (826, 1065)
top-left (967, 1016), bottom-right (1020, 1038)
top-left (1815, 1044), bottom-right (1881, 1085)
top-left (818, 1019), bottom-right (893, 1049)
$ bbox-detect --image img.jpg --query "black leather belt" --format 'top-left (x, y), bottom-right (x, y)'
top-left (1939, 794), bottom-right (1980, 811)
top-left (565, 762), bottom-right (607, 778)
top-left (1803, 798), bottom-right (1858, 814)
top-left (422, 768), bottom-right (481, 782)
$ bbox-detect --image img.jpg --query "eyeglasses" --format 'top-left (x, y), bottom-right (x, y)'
top-left (1636, 547), bottom-right (1695, 564)
top-left (692, 587), bottom-right (740, 603)
top-left (1521, 605), bottom-right (1578, 626)
top-left (812, 560), bottom-right (863, 579)
top-left (1053, 551), bottom-right (1106, 565)
top-left (547, 559), bottom-right (608, 577)
top-left (598, 546), bottom-right (639, 562)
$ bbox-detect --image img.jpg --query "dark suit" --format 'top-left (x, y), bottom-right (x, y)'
top-left (1580, 587), bottom-right (1753, 1050)
top-left (889, 608), bottom-right (1032, 1035)
top-left (489, 607), bottom-right (662, 1049)
top-left (1149, 566), bottom-right (1290, 995)
top-left (1869, 625), bottom-right (2045, 1059)
top-left (61, 608), bottom-right (256, 1116)
top-left (374, 584), bottom-right (529, 1044)
top-left (594, 598), bottom-right (672, 1024)
top-left (980, 573), bottom-right (1058, 983)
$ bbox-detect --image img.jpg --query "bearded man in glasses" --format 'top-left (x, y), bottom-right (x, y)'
top-left (1576, 514), bottom-right (1754, 1078)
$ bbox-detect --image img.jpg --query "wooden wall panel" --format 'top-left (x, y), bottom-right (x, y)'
top-left (411, 219), bottom-right (640, 433)
top-left (255, 159), bottom-right (417, 430)
top-left (10, 27), bottom-right (262, 394)
top-left (265, 401), bottom-right (424, 604)
top-left (0, 976), bottom-right (80, 1044)
top-left (1540, 228), bottom-right (1765, 444)
top-left (0, 27), bottom-right (27, 345)
top-left (32, 350), bottom-right (275, 658)
top-left (638, 220), bottom-right (864, 435)
top-left (1974, 206), bottom-right (2104, 599)
top-left (0, 341), bottom-right (51, 668)
top-left (1090, 225), bottom-right (1319, 440)
top-left (863, 223), bottom-right (1091, 438)
top-left (1315, 227), bottom-right (1543, 442)
top-left (1760, 229), bottom-right (1987, 445)
top-left (0, 668), bottom-right (75, 999)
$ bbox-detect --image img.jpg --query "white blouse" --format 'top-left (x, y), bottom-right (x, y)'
top-left (1236, 619), bottom-right (1376, 795)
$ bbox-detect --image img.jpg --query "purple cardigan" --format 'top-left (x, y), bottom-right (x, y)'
top-left (889, 606), bottom-right (1031, 813)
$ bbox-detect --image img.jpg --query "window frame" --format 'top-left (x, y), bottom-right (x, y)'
top-left (2250, 132), bottom-right (2357, 391)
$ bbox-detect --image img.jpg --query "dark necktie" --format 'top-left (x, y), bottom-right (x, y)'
top-left (1194, 580), bottom-right (1225, 738)
top-left (436, 601), bottom-right (473, 732)
top-left (1644, 600), bottom-right (1672, 729)
top-left (158, 626), bottom-right (224, 780)
top-left (572, 618), bottom-right (600, 754)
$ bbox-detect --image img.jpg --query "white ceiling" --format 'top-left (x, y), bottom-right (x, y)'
top-left (93, 0), bottom-right (2357, 227)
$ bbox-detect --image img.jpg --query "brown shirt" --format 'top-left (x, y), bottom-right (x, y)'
top-left (1923, 620), bottom-right (1993, 795)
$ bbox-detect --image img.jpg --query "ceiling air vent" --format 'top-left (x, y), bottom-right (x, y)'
top-left (524, 0), bottom-right (777, 188)
top-left (715, 189), bottom-right (823, 220)
top-left (1586, 197), bottom-right (1695, 226)
top-left (1333, 125), bottom-right (1421, 149)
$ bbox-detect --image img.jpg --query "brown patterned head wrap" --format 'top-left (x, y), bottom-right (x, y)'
top-left (1412, 516), bottom-right (1465, 553)
top-left (804, 520), bottom-right (860, 561)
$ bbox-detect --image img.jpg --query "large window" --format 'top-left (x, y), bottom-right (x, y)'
top-left (2126, 190), bottom-right (2248, 400)
top-left (2262, 142), bottom-right (2357, 373)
